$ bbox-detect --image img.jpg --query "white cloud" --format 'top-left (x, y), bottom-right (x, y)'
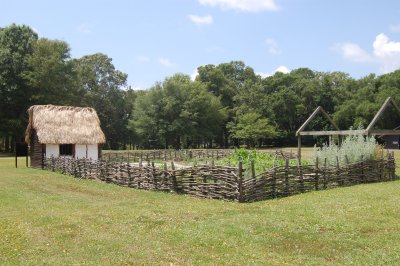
top-left (198, 0), bottom-right (278, 12)
top-left (159, 57), bottom-right (176, 68)
top-left (190, 69), bottom-right (199, 81)
top-left (32, 27), bottom-right (40, 36)
top-left (257, 65), bottom-right (290, 78)
top-left (334, 43), bottom-right (373, 63)
top-left (334, 33), bottom-right (400, 74)
top-left (390, 24), bottom-right (400, 33)
top-left (77, 23), bottom-right (92, 34)
top-left (373, 33), bottom-right (400, 73)
top-left (265, 38), bottom-right (281, 55)
top-left (188, 14), bottom-right (213, 26)
top-left (136, 56), bottom-right (150, 63)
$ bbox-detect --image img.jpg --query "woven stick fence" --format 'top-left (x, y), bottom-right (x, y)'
top-left (104, 149), bottom-right (234, 163)
top-left (44, 152), bottom-right (396, 202)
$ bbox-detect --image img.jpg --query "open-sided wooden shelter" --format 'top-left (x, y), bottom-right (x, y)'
top-left (296, 97), bottom-right (400, 160)
top-left (25, 105), bottom-right (106, 168)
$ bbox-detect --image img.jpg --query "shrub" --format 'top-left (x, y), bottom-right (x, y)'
top-left (314, 134), bottom-right (379, 167)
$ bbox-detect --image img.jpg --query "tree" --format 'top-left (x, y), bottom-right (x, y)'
top-left (129, 74), bottom-right (226, 149)
top-left (23, 38), bottom-right (78, 105)
top-left (73, 53), bottom-right (129, 149)
top-left (228, 112), bottom-right (277, 147)
top-left (0, 24), bottom-right (38, 150)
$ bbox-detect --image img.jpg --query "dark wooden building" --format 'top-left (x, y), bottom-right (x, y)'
top-left (381, 135), bottom-right (400, 149)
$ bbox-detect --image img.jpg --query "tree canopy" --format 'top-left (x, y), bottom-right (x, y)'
top-left (2, 23), bottom-right (400, 151)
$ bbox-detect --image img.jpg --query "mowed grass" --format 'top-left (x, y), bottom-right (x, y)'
top-left (1, 156), bottom-right (400, 265)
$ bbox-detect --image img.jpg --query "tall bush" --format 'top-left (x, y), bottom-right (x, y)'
top-left (314, 135), bottom-right (378, 167)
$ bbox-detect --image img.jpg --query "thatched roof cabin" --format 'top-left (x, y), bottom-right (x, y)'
top-left (26, 105), bottom-right (106, 168)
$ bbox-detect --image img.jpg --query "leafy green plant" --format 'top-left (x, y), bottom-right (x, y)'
top-left (218, 148), bottom-right (301, 176)
top-left (314, 134), bottom-right (379, 167)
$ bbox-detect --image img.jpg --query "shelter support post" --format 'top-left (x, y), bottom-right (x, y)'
top-left (297, 135), bottom-right (301, 162)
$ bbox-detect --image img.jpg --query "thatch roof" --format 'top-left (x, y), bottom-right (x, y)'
top-left (25, 105), bottom-right (106, 144)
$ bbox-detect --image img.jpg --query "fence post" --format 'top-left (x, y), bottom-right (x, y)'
top-left (379, 149), bottom-right (384, 181)
top-left (251, 160), bottom-right (256, 184)
top-left (163, 162), bottom-right (168, 189)
top-left (51, 155), bottom-right (55, 172)
top-left (127, 160), bottom-right (131, 186)
top-left (323, 158), bottom-right (327, 189)
top-left (272, 163), bottom-right (277, 198)
top-left (171, 161), bottom-right (177, 192)
top-left (298, 158), bottom-right (304, 193)
top-left (152, 161), bottom-right (157, 189)
top-left (390, 151), bottom-right (395, 181)
top-left (361, 155), bottom-right (364, 183)
top-left (284, 159), bottom-right (289, 196)
top-left (238, 161), bottom-right (244, 202)
top-left (314, 157), bottom-right (319, 191)
top-left (336, 156), bottom-right (342, 186)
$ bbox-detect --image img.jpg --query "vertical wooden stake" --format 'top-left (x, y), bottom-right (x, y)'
top-left (298, 157), bottom-right (304, 193)
top-left (315, 157), bottom-right (319, 191)
top-left (284, 159), bottom-right (289, 195)
top-left (238, 161), bottom-right (243, 202)
top-left (297, 135), bottom-right (302, 162)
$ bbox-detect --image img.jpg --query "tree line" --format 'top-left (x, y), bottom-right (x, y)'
top-left (1, 24), bottom-right (400, 151)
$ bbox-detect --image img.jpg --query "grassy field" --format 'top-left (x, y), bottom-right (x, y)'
top-left (1, 156), bottom-right (400, 265)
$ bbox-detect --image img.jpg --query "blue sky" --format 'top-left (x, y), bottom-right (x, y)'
top-left (2, 0), bottom-right (400, 89)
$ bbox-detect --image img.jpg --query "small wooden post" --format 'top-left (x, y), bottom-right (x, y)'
top-left (345, 155), bottom-right (350, 185)
top-left (336, 156), bottom-right (342, 186)
top-left (163, 162), bottom-right (168, 188)
top-left (251, 160), bottom-right (256, 187)
top-left (361, 155), bottom-right (364, 183)
top-left (297, 135), bottom-right (302, 162)
top-left (298, 157), bottom-right (304, 193)
top-left (152, 161), bottom-right (157, 189)
top-left (171, 161), bottom-right (177, 191)
top-left (323, 158), bottom-right (328, 189)
top-left (315, 157), bottom-right (319, 191)
top-left (251, 160), bottom-right (255, 179)
top-left (127, 160), bottom-right (131, 186)
top-left (284, 159), bottom-right (289, 195)
top-left (238, 161), bottom-right (243, 202)
top-left (272, 163), bottom-right (277, 198)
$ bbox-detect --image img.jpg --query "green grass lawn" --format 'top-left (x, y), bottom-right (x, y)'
top-left (1, 156), bottom-right (400, 265)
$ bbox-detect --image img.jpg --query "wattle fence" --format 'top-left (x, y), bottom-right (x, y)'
top-left (103, 149), bottom-right (234, 163)
top-left (43, 152), bottom-right (396, 202)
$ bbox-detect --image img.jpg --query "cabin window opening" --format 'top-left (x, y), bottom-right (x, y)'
top-left (60, 144), bottom-right (74, 156)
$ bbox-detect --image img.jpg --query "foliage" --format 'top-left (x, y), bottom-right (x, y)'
top-left (218, 148), bottom-right (299, 176)
top-left (72, 53), bottom-right (130, 149)
top-left (227, 113), bottom-right (277, 147)
top-left (3, 23), bottom-right (400, 151)
top-left (0, 24), bottom-right (38, 135)
top-left (129, 74), bottom-right (227, 149)
top-left (315, 134), bottom-right (379, 167)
